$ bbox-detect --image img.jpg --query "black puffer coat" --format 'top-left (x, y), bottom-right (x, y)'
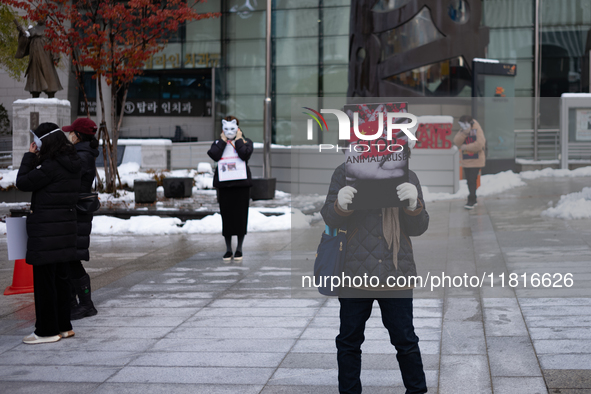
top-left (16, 152), bottom-right (82, 266)
top-left (75, 141), bottom-right (99, 261)
top-left (321, 164), bottom-right (429, 283)
top-left (207, 137), bottom-right (254, 188)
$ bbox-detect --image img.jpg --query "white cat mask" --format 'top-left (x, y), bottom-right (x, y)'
top-left (222, 119), bottom-right (238, 140)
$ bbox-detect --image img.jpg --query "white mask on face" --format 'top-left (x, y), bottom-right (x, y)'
top-left (222, 119), bottom-right (238, 140)
top-left (459, 121), bottom-right (470, 130)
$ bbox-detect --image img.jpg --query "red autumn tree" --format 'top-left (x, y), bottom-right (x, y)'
top-left (6, 0), bottom-right (219, 193)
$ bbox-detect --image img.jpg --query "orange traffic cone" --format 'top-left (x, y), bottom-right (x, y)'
top-left (4, 259), bottom-right (34, 295)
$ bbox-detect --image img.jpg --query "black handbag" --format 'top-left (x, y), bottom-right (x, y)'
top-left (313, 225), bottom-right (347, 296)
top-left (76, 192), bottom-right (100, 213)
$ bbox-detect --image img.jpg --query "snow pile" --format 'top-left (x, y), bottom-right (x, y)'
top-left (541, 187), bottom-right (591, 220)
top-left (0, 170), bottom-right (19, 190)
top-left (520, 166), bottom-right (591, 180)
top-left (92, 207), bottom-right (319, 235)
top-left (0, 221), bottom-right (6, 235)
top-left (423, 170), bottom-right (526, 202)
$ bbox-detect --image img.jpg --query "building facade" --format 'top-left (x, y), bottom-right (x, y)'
top-left (1, 0), bottom-right (589, 145)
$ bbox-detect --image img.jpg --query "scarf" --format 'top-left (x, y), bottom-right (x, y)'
top-left (382, 207), bottom-right (400, 270)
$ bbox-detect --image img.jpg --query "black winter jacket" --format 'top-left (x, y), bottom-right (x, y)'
top-left (321, 164), bottom-right (429, 283)
top-left (207, 137), bottom-right (254, 188)
top-left (75, 141), bottom-right (99, 261)
top-left (16, 152), bottom-right (82, 266)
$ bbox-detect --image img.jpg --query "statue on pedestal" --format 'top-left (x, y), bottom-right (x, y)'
top-left (14, 17), bottom-right (63, 98)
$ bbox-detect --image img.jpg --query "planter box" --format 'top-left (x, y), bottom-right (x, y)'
top-left (134, 180), bottom-right (158, 204)
top-left (250, 178), bottom-right (276, 201)
top-left (0, 189), bottom-right (32, 203)
top-left (162, 177), bottom-right (193, 198)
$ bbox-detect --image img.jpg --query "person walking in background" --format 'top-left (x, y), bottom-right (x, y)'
top-left (16, 122), bottom-right (81, 344)
top-left (453, 115), bottom-right (486, 210)
top-left (62, 118), bottom-right (100, 320)
top-left (207, 116), bottom-right (254, 262)
top-left (321, 140), bottom-right (430, 393)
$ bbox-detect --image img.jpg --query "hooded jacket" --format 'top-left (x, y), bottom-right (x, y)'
top-left (75, 141), bottom-right (100, 261)
top-left (16, 151), bottom-right (81, 266)
top-left (453, 119), bottom-right (486, 168)
top-left (207, 136), bottom-right (254, 188)
top-left (321, 164), bottom-right (429, 285)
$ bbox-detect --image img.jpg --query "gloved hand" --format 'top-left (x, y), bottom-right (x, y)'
top-left (397, 182), bottom-right (418, 211)
top-left (337, 186), bottom-right (357, 211)
top-left (220, 132), bottom-right (228, 142)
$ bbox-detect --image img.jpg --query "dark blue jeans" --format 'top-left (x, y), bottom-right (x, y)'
top-left (336, 293), bottom-right (427, 394)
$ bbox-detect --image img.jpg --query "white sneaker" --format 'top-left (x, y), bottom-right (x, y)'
top-left (23, 333), bottom-right (61, 344)
top-left (60, 330), bottom-right (75, 338)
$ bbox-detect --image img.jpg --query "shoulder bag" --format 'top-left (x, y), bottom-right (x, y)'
top-left (314, 224), bottom-right (347, 296)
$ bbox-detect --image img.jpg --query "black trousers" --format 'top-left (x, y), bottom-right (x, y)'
top-left (33, 263), bottom-right (72, 336)
top-left (463, 167), bottom-right (481, 203)
top-left (336, 292), bottom-right (427, 394)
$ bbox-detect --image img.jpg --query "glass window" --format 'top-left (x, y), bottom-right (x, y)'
top-left (161, 74), bottom-right (212, 100)
top-left (482, 0), bottom-right (532, 28)
top-left (379, 7), bottom-right (445, 61)
top-left (226, 67), bottom-right (266, 95)
top-left (323, 6), bottom-right (350, 36)
top-left (372, 0), bottom-right (413, 12)
top-left (323, 65), bottom-right (348, 94)
top-left (276, 66), bottom-right (319, 94)
top-left (227, 11), bottom-right (266, 39)
top-left (323, 35), bottom-right (349, 64)
top-left (128, 76), bottom-right (160, 99)
top-left (186, 17), bottom-right (222, 42)
top-left (234, 95), bottom-right (264, 120)
top-left (384, 56), bottom-right (472, 97)
top-left (488, 28), bottom-right (533, 60)
top-left (275, 9), bottom-right (319, 38)
top-left (228, 0), bottom-right (266, 12)
top-left (275, 37), bottom-right (319, 66)
top-left (275, 0), bottom-right (318, 9)
top-left (226, 39), bottom-right (266, 67)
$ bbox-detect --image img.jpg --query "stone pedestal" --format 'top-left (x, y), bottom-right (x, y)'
top-left (12, 98), bottom-right (71, 168)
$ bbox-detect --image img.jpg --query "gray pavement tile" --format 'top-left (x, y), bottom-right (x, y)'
top-left (118, 292), bottom-right (216, 299)
top-left (194, 307), bottom-right (318, 317)
top-left (0, 335), bottom-right (23, 355)
top-left (260, 385), bottom-right (338, 394)
top-left (533, 339), bottom-right (591, 354)
top-left (438, 355), bottom-right (491, 394)
top-left (529, 327), bottom-right (591, 340)
top-left (219, 291), bottom-right (293, 299)
top-left (130, 351), bottom-right (285, 367)
top-left (483, 305), bottom-right (529, 336)
top-left (278, 352), bottom-right (440, 371)
top-left (539, 354), bottom-right (591, 370)
top-left (0, 365), bottom-right (119, 382)
top-left (14, 337), bottom-right (158, 353)
top-left (487, 336), bottom-right (542, 377)
top-left (168, 326), bottom-right (304, 339)
top-left (519, 298), bottom-right (591, 306)
top-left (481, 297), bottom-right (521, 308)
top-left (107, 366), bottom-right (275, 384)
top-left (441, 321), bottom-right (486, 354)
top-left (72, 316), bottom-right (188, 328)
top-left (183, 316), bottom-right (311, 328)
top-left (267, 367), bottom-right (438, 388)
top-left (152, 338), bottom-right (296, 353)
top-left (66, 326), bottom-right (175, 338)
top-left (0, 349), bottom-right (136, 367)
top-left (97, 298), bottom-right (210, 308)
top-left (127, 284), bottom-right (233, 292)
top-left (492, 377), bottom-right (547, 394)
top-left (520, 306), bottom-right (591, 316)
top-left (0, 381), bottom-right (99, 394)
top-left (524, 316), bottom-right (591, 328)
top-left (543, 369), bottom-right (591, 389)
top-left (443, 297), bottom-right (482, 321)
top-left (290, 339), bottom-right (440, 355)
top-left (87, 307), bottom-right (200, 317)
top-left (208, 299), bottom-right (324, 308)
top-left (92, 383), bottom-right (263, 394)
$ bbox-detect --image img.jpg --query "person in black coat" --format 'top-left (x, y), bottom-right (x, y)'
top-left (207, 116), bottom-right (254, 262)
top-left (16, 122), bottom-right (81, 344)
top-left (63, 118), bottom-right (100, 320)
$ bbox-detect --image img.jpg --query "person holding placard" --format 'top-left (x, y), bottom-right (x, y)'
top-left (16, 122), bottom-right (81, 344)
top-left (207, 116), bottom-right (254, 262)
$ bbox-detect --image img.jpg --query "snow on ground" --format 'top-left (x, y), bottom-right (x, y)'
top-left (92, 207), bottom-right (320, 235)
top-left (423, 170), bottom-right (526, 202)
top-left (541, 187), bottom-right (591, 220)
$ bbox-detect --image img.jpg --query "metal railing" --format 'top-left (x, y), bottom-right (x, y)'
top-left (514, 129), bottom-right (560, 161)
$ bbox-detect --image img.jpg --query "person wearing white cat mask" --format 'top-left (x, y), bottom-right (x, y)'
top-left (453, 115), bottom-right (486, 209)
top-left (207, 116), bottom-right (254, 261)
